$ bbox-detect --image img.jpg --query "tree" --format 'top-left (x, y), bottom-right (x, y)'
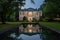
top-left (0, 0), bottom-right (34, 24)
top-left (0, 0), bottom-right (13, 24)
top-left (31, 0), bottom-right (35, 4)
top-left (13, 0), bottom-right (25, 21)
top-left (0, 0), bottom-right (25, 24)
top-left (39, 0), bottom-right (60, 21)
top-left (23, 16), bottom-right (27, 22)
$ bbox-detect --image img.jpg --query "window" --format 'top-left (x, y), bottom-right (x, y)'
top-left (28, 12), bottom-right (32, 15)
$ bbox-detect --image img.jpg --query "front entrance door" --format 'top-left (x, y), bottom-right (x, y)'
top-left (28, 17), bottom-right (33, 22)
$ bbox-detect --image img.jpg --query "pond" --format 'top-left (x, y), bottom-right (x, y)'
top-left (0, 24), bottom-right (60, 40)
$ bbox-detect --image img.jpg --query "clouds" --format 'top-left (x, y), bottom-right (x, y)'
top-left (21, 0), bottom-right (44, 9)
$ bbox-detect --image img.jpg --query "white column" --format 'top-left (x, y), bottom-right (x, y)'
top-left (32, 11), bottom-right (33, 20)
top-left (36, 11), bottom-right (38, 21)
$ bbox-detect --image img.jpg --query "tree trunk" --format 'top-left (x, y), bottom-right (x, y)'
top-left (2, 20), bottom-right (6, 24)
top-left (1, 17), bottom-right (6, 24)
top-left (1, 13), bottom-right (6, 24)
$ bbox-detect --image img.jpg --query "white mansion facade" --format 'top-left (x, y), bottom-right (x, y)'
top-left (19, 8), bottom-right (42, 22)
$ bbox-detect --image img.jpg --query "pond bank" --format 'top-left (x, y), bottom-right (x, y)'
top-left (40, 25), bottom-right (60, 34)
top-left (0, 24), bottom-right (20, 34)
top-left (40, 22), bottom-right (60, 34)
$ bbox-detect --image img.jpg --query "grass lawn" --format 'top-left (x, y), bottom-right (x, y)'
top-left (0, 24), bottom-right (15, 31)
top-left (0, 22), bottom-right (22, 32)
top-left (40, 22), bottom-right (60, 30)
top-left (6, 22), bottom-right (38, 24)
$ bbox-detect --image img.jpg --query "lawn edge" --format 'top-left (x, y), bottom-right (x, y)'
top-left (40, 24), bottom-right (60, 34)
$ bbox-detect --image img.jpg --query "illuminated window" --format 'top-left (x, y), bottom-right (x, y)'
top-left (28, 12), bottom-right (32, 15)
top-left (25, 11), bottom-right (27, 15)
top-left (33, 11), bottom-right (36, 14)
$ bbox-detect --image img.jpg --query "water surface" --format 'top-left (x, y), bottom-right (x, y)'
top-left (0, 24), bottom-right (60, 40)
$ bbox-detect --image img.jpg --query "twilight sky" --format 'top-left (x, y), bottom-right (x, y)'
top-left (21, 0), bottom-right (44, 9)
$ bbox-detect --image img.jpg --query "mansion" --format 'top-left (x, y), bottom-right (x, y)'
top-left (19, 8), bottom-right (42, 22)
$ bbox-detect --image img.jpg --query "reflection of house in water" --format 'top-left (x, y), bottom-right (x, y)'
top-left (19, 8), bottom-right (42, 22)
top-left (19, 24), bottom-right (40, 33)
top-left (19, 25), bottom-right (24, 32)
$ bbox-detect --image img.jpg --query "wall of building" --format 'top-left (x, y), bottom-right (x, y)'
top-left (19, 11), bottom-right (41, 22)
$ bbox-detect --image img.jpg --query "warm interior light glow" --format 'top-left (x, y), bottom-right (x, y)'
top-left (28, 24), bottom-right (32, 28)
top-left (33, 11), bottom-right (36, 15)
top-left (28, 12), bottom-right (32, 15)
top-left (28, 17), bottom-right (33, 21)
top-left (29, 29), bottom-right (32, 33)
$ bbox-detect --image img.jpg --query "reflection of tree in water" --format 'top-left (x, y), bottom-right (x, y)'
top-left (23, 24), bottom-right (27, 28)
